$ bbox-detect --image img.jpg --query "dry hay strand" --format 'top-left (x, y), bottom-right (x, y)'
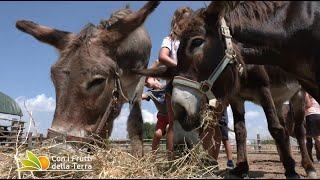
top-left (198, 101), bottom-right (225, 132)
top-left (0, 137), bottom-right (222, 179)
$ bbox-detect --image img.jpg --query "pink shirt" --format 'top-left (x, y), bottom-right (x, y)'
top-left (305, 94), bottom-right (320, 116)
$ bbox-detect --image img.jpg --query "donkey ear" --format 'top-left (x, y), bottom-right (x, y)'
top-left (206, 1), bottom-right (227, 15)
top-left (16, 20), bottom-right (75, 51)
top-left (100, 1), bottom-right (160, 47)
top-left (206, 1), bottom-right (240, 16)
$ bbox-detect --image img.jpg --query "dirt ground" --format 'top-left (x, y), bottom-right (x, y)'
top-left (216, 152), bottom-right (320, 179)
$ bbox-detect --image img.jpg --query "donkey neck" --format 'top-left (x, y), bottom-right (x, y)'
top-left (223, 1), bottom-right (318, 55)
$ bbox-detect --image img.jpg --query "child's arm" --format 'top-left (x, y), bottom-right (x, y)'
top-left (142, 93), bottom-right (151, 101)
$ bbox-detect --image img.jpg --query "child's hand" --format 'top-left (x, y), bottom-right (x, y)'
top-left (142, 93), bottom-right (148, 100)
top-left (145, 77), bottom-right (161, 89)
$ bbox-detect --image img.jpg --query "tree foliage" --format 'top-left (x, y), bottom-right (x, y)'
top-left (143, 122), bottom-right (156, 139)
top-left (260, 139), bottom-right (275, 145)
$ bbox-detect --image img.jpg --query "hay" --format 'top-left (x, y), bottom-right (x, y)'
top-left (199, 100), bottom-right (225, 131)
top-left (0, 137), bottom-right (222, 179)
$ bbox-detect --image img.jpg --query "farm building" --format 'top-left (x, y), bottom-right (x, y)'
top-left (0, 91), bottom-right (25, 150)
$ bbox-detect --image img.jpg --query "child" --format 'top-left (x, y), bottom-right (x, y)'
top-left (142, 77), bottom-right (169, 153)
top-left (305, 92), bottom-right (320, 163)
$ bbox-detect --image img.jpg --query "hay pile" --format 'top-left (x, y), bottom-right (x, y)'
top-left (0, 139), bottom-right (222, 179)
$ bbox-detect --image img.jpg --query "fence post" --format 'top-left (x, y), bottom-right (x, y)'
top-left (11, 118), bottom-right (19, 132)
top-left (10, 119), bottom-right (21, 146)
top-left (39, 134), bottom-right (43, 145)
top-left (27, 132), bottom-right (33, 147)
top-left (257, 134), bottom-right (261, 153)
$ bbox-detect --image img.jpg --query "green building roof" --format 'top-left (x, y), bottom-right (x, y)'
top-left (0, 92), bottom-right (23, 117)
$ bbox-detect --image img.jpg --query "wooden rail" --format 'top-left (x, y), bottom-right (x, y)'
top-left (0, 117), bottom-right (44, 151)
top-left (110, 136), bottom-right (304, 155)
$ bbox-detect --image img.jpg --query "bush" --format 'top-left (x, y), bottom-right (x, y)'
top-left (261, 139), bottom-right (275, 145)
top-left (143, 122), bottom-right (156, 139)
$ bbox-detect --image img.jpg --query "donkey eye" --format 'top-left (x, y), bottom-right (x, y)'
top-left (191, 38), bottom-right (205, 48)
top-left (188, 38), bottom-right (205, 54)
top-left (87, 75), bottom-right (106, 90)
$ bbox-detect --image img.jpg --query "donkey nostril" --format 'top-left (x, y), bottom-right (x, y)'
top-left (173, 103), bottom-right (185, 119)
top-left (173, 103), bottom-right (191, 130)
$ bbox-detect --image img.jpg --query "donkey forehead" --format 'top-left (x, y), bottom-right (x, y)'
top-left (51, 46), bottom-right (115, 78)
top-left (61, 25), bottom-right (104, 56)
top-left (51, 28), bottom-right (115, 75)
top-left (51, 57), bottom-right (113, 76)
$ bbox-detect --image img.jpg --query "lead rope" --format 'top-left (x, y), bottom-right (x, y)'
top-left (95, 75), bottom-right (119, 134)
top-left (115, 72), bottom-right (129, 102)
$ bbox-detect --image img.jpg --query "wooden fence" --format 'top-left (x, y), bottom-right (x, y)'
top-left (110, 134), bottom-right (304, 155)
top-left (0, 117), bottom-right (44, 151)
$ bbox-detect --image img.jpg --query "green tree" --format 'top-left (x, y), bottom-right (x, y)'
top-left (143, 122), bottom-right (156, 139)
top-left (261, 139), bottom-right (275, 145)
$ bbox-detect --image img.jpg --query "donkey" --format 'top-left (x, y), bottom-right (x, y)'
top-left (202, 1), bottom-right (320, 106)
top-left (15, 1), bottom-right (160, 157)
top-left (132, 8), bottom-right (318, 178)
top-left (226, 65), bottom-right (314, 179)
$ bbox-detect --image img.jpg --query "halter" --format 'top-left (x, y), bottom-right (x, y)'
top-left (172, 16), bottom-right (243, 108)
top-left (47, 70), bottom-right (129, 141)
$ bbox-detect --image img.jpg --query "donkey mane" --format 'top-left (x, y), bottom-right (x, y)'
top-left (177, 8), bottom-right (206, 41)
top-left (99, 5), bottom-right (133, 30)
top-left (220, 1), bottom-right (286, 32)
top-left (73, 24), bottom-right (96, 46)
top-left (58, 23), bottom-right (97, 59)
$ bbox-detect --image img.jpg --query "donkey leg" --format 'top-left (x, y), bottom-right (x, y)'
top-left (127, 77), bottom-right (145, 158)
top-left (228, 101), bottom-right (249, 178)
top-left (290, 90), bottom-right (318, 178)
top-left (260, 87), bottom-right (299, 178)
top-left (275, 103), bottom-right (291, 163)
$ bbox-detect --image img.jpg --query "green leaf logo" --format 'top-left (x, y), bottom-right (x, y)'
top-left (18, 150), bottom-right (50, 171)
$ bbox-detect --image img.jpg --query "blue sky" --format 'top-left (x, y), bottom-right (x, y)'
top-left (0, 1), bottom-right (271, 140)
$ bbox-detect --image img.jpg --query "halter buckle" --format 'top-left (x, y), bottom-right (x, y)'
top-left (208, 99), bottom-right (218, 108)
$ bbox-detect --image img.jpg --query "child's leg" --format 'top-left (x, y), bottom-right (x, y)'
top-left (152, 114), bottom-right (168, 152)
top-left (152, 129), bottom-right (163, 151)
top-left (223, 139), bottom-right (233, 161)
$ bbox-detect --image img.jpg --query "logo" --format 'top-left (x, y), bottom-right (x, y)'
top-left (18, 150), bottom-right (93, 171)
top-left (19, 150), bottom-right (50, 171)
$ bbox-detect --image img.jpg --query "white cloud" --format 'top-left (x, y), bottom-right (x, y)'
top-left (225, 103), bottom-right (272, 140)
top-left (142, 109), bottom-right (157, 124)
top-left (245, 111), bottom-right (260, 119)
top-left (111, 107), bottom-right (129, 139)
top-left (110, 106), bottom-right (157, 139)
top-left (15, 94), bottom-right (55, 112)
top-left (10, 94), bottom-right (56, 135)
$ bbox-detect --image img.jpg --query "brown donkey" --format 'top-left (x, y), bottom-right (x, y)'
top-left (132, 7), bottom-right (317, 178)
top-left (15, 1), bottom-right (160, 157)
